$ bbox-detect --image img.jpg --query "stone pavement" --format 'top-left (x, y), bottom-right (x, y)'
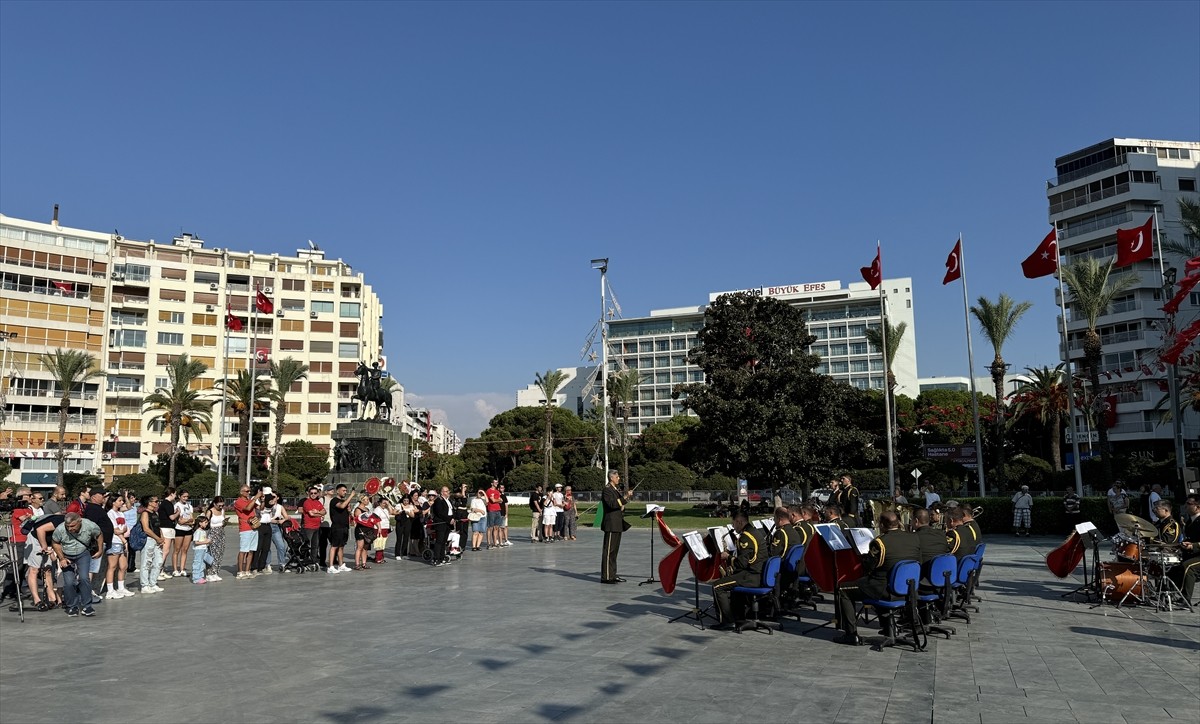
top-left (1, 530), bottom-right (1197, 724)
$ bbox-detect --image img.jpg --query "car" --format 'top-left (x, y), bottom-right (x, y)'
top-left (810, 487), bottom-right (834, 505)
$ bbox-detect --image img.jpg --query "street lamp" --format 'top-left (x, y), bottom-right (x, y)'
top-left (412, 447), bottom-right (423, 489)
top-left (590, 258), bottom-right (609, 476)
top-left (0, 331), bottom-right (18, 430)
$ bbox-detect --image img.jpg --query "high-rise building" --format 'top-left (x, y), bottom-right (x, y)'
top-left (0, 212), bottom-right (385, 486)
top-left (604, 277), bottom-right (917, 434)
top-left (1047, 137), bottom-right (1200, 456)
top-left (515, 366), bottom-right (600, 418)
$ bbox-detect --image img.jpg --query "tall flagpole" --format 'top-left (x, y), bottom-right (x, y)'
top-left (216, 300), bottom-right (231, 498)
top-left (600, 264), bottom-right (610, 476)
top-left (1154, 208), bottom-right (1187, 482)
top-left (877, 241), bottom-right (895, 496)
top-left (958, 234), bottom-right (987, 496)
top-left (1054, 223), bottom-right (1085, 497)
top-left (246, 284), bottom-right (257, 488)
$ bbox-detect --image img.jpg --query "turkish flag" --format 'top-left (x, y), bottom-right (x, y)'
top-left (1102, 395), bottom-right (1118, 429)
top-left (942, 239), bottom-right (962, 285)
top-left (225, 307), bottom-right (244, 331)
top-left (1163, 271), bottom-right (1200, 315)
top-left (1114, 216), bottom-right (1154, 268)
top-left (255, 348), bottom-right (270, 364)
top-left (255, 290), bottom-right (274, 314)
top-left (1187, 256), bottom-right (1200, 273)
top-left (1021, 228), bottom-right (1058, 279)
top-left (51, 281), bottom-right (75, 295)
top-left (860, 248), bottom-right (881, 290)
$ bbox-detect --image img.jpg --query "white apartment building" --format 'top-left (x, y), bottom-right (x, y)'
top-left (1047, 138), bottom-right (1200, 455)
top-left (0, 212), bottom-right (385, 486)
top-left (515, 365), bottom-right (601, 419)
top-left (604, 277), bottom-right (918, 434)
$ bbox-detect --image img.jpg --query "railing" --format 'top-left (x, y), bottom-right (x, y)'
top-left (0, 281), bottom-right (92, 300)
top-left (1108, 421), bottom-right (1153, 435)
top-left (1109, 298), bottom-right (1141, 315)
top-left (1048, 154), bottom-right (1126, 187)
top-left (108, 362), bottom-right (145, 370)
top-left (1060, 210), bottom-right (1134, 240)
top-left (113, 296), bottom-right (149, 305)
top-left (1067, 330), bottom-right (1144, 350)
top-left (1050, 182), bottom-right (1130, 215)
top-left (5, 389), bottom-right (99, 401)
top-left (0, 255), bottom-right (97, 276)
top-left (4, 412), bottom-right (99, 425)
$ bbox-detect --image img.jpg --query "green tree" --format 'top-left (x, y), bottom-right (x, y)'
top-left (268, 357), bottom-right (309, 490)
top-left (678, 292), bottom-right (873, 498)
top-left (1009, 365), bottom-right (1069, 471)
top-left (38, 348), bottom-right (104, 488)
top-left (277, 439), bottom-right (331, 488)
top-left (607, 364), bottom-right (642, 486)
top-left (219, 370), bottom-right (272, 483)
top-left (142, 354), bottom-right (212, 488)
top-left (568, 465), bottom-right (605, 492)
top-left (504, 461), bottom-right (564, 491)
top-left (147, 451), bottom-right (209, 487)
top-left (0, 459), bottom-right (13, 485)
top-left (970, 294), bottom-right (1033, 481)
top-left (1062, 257), bottom-right (1138, 485)
top-left (533, 369), bottom-right (569, 490)
top-left (630, 461), bottom-right (697, 491)
top-left (1161, 197), bottom-right (1200, 258)
top-left (634, 415), bottom-right (702, 467)
top-left (112, 472), bottom-right (164, 500)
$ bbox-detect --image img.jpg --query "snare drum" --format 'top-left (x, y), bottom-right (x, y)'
top-left (1143, 547), bottom-right (1183, 571)
top-left (1111, 533), bottom-right (1140, 562)
top-left (1099, 562), bottom-right (1144, 602)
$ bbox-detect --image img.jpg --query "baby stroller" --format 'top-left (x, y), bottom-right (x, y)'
top-left (281, 520), bottom-right (318, 573)
top-left (421, 519), bottom-right (462, 564)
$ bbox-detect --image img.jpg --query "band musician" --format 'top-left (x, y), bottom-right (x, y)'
top-left (600, 470), bottom-right (629, 584)
top-left (1169, 495), bottom-right (1200, 603)
top-left (834, 511), bottom-right (921, 645)
top-left (823, 503), bottom-right (850, 531)
top-left (947, 508), bottom-right (978, 560)
top-left (836, 475), bottom-right (861, 526)
top-left (1153, 500), bottom-right (1182, 545)
top-left (711, 507), bottom-right (767, 630)
top-left (911, 507), bottom-right (949, 583)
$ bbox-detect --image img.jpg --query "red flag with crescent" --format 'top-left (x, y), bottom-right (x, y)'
top-left (1114, 216), bottom-right (1154, 268)
top-left (1021, 228), bottom-right (1058, 279)
top-left (943, 239), bottom-right (963, 285)
top-left (860, 248), bottom-right (882, 290)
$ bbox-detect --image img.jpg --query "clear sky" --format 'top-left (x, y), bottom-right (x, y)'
top-left (2, 1), bottom-right (1198, 438)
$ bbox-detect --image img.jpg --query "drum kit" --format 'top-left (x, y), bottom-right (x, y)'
top-left (1097, 513), bottom-right (1192, 613)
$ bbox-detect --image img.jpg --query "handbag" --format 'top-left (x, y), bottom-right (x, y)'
top-left (371, 535), bottom-right (387, 551)
top-left (467, 510), bottom-right (483, 522)
top-left (249, 516), bottom-right (261, 529)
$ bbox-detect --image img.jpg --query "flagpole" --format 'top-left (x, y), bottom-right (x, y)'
top-left (1054, 223), bottom-right (1085, 497)
top-left (216, 300), bottom-right (231, 498)
top-left (877, 241), bottom-right (895, 496)
top-left (957, 234), bottom-right (987, 497)
top-left (1154, 208), bottom-right (1187, 483)
top-left (246, 284), bottom-right (256, 489)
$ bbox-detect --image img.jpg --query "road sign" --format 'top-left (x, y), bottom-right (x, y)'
top-left (911, 468), bottom-right (922, 482)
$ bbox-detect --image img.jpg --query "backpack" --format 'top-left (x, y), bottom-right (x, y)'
top-left (129, 521), bottom-right (147, 552)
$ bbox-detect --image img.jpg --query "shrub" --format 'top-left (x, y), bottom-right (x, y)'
top-left (630, 461), bottom-right (697, 491)
top-left (997, 455), bottom-right (1055, 492)
top-left (568, 466), bottom-right (605, 492)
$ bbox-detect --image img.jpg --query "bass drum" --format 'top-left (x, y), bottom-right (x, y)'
top-left (1099, 562), bottom-right (1143, 602)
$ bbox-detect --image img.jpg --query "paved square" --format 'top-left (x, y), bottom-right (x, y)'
top-left (1, 531), bottom-right (1197, 723)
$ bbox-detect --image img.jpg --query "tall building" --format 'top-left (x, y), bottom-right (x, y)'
top-left (1047, 137), bottom-right (1200, 456)
top-left (0, 212), bottom-right (385, 486)
top-left (515, 366), bottom-right (600, 418)
top-left (604, 277), bottom-right (917, 434)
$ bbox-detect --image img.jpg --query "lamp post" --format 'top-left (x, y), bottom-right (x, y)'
top-left (590, 258), bottom-right (609, 476)
top-left (1162, 266), bottom-right (1187, 489)
top-left (412, 447), bottom-right (423, 490)
top-left (0, 331), bottom-right (18, 431)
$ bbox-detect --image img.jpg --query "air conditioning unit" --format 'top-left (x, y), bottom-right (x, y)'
top-left (205, 305), bottom-right (215, 313)
top-left (275, 310), bottom-right (285, 318)
top-left (111, 272), bottom-right (125, 281)
top-left (264, 286), bottom-right (274, 294)
top-left (209, 283), bottom-right (219, 291)
top-left (310, 311), bottom-right (318, 319)
top-left (102, 453), bottom-right (112, 461)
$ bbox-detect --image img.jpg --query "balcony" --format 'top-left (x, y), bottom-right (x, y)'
top-left (3, 411), bottom-right (99, 426)
top-left (1050, 182), bottom-right (1130, 215)
top-left (0, 280), bottom-right (91, 301)
top-left (1059, 210), bottom-right (1135, 241)
top-left (1067, 330), bottom-right (1144, 350)
top-left (4, 389), bottom-right (99, 402)
top-left (1048, 154), bottom-right (1128, 188)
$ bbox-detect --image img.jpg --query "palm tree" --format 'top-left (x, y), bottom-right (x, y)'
top-left (268, 357), bottom-right (309, 490)
top-left (533, 369), bottom-right (569, 489)
top-left (1062, 257), bottom-right (1138, 484)
top-left (220, 370), bottom-right (272, 482)
top-left (607, 364), bottom-right (642, 486)
top-left (38, 349), bottom-right (104, 488)
top-left (1009, 365), bottom-right (1069, 470)
top-left (864, 320), bottom-right (908, 394)
top-left (1153, 357), bottom-right (1200, 421)
top-left (142, 354), bottom-right (212, 488)
top-left (970, 294), bottom-right (1033, 479)
top-left (1161, 197), bottom-right (1200, 258)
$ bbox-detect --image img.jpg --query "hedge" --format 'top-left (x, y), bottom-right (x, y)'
top-left (947, 496), bottom-right (1134, 537)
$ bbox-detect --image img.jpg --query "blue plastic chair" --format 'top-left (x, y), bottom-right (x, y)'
top-left (733, 556), bottom-right (782, 634)
top-left (778, 545), bottom-right (817, 625)
top-left (948, 555), bottom-right (980, 623)
top-left (863, 559), bottom-right (926, 651)
top-left (917, 554), bottom-right (958, 639)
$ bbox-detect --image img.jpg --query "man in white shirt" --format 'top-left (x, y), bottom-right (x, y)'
top-left (1011, 485), bottom-right (1034, 537)
top-left (924, 485), bottom-right (941, 509)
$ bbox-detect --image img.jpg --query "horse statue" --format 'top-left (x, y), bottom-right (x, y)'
top-left (353, 360), bottom-right (392, 421)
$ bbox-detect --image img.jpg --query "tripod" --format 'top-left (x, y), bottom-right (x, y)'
top-left (1, 524), bottom-right (24, 623)
top-left (668, 568), bottom-right (717, 629)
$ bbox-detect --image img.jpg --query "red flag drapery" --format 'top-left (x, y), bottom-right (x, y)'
top-left (1114, 216), bottom-right (1154, 268)
top-left (942, 239), bottom-right (962, 285)
top-left (860, 248), bottom-right (882, 290)
top-left (1102, 395), bottom-right (1118, 429)
top-left (255, 347), bottom-right (270, 364)
top-left (1021, 228), bottom-right (1058, 279)
top-left (1161, 318), bottom-right (1200, 365)
top-left (51, 281), bottom-right (75, 294)
top-left (1163, 271), bottom-right (1200, 315)
top-left (255, 289), bottom-right (274, 314)
top-left (225, 307), bottom-right (244, 331)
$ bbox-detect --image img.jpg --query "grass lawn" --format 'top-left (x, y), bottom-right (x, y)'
top-left (504, 502), bottom-right (727, 533)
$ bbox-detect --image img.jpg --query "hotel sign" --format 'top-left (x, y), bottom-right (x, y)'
top-left (710, 280), bottom-right (841, 302)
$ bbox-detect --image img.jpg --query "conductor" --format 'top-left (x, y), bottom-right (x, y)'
top-left (600, 470), bottom-right (629, 584)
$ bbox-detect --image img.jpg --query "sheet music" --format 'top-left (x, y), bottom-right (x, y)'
top-left (1075, 521), bottom-right (1097, 535)
top-left (814, 523), bottom-right (852, 551)
top-left (682, 531), bottom-right (710, 560)
top-left (708, 526), bottom-right (735, 554)
top-left (847, 527), bottom-right (875, 555)
top-left (644, 504), bottom-right (665, 515)
top-left (752, 518), bottom-right (774, 533)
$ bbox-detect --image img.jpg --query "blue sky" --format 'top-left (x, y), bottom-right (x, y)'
top-left (2, 1), bottom-right (1198, 437)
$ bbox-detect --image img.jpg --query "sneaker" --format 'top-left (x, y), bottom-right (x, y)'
top-left (92, 593), bottom-right (102, 604)
top-left (81, 607), bottom-right (96, 617)
top-left (208, 575), bottom-right (222, 582)
top-left (105, 591), bottom-right (121, 600)
top-left (328, 566), bottom-right (338, 574)
top-left (157, 573), bottom-right (169, 581)
top-left (338, 564), bottom-right (350, 572)
top-left (150, 586), bottom-right (165, 593)
top-left (65, 607), bottom-right (79, 617)
top-left (119, 589), bottom-right (134, 597)
top-left (503, 541), bottom-right (512, 547)
top-left (195, 578), bottom-right (207, 585)
top-left (131, 567), bottom-right (139, 573)
top-left (263, 566), bottom-right (274, 575)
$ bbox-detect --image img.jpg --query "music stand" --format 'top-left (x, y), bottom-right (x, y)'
top-left (803, 524), bottom-right (855, 635)
top-left (668, 531), bottom-right (718, 629)
top-left (1062, 522), bottom-right (1100, 602)
top-left (639, 506), bottom-right (666, 586)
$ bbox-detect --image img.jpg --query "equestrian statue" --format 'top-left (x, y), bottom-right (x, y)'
top-left (354, 360), bottom-right (392, 421)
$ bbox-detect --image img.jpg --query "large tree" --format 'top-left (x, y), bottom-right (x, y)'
top-left (1009, 365), bottom-right (1069, 471)
top-left (38, 349), bottom-right (104, 488)
top-left (219, 369), bottom-right (272, 483)
top-left (268, 357), bottom-right (309, 490)
top-left (970, 293), bottom-right (1033, 481)
top-left (677, 292), bottom-right (872, 497)
top-left (1062, 257), bottom-right (1138, 485)
top-left (142, 354), bottom-right (212, 488)
top-left (533, 369), bottom-right (569, 489)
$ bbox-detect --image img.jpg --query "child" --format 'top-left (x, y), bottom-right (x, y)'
top-left (191, 516), bottom-right (216, 584)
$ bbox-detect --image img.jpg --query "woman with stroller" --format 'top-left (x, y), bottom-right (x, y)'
top-left (204, 497), bottom-right (226, 581)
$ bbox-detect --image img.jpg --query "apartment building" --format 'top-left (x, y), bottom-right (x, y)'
top-left (0, 212), bottom-right (384, 485)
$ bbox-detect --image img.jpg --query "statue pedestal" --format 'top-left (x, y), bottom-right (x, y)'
top-left (329, 421), bottom-right (413, 488)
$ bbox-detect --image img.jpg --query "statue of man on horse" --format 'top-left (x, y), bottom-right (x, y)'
top-left (354, 360), bottom-right (392, 421)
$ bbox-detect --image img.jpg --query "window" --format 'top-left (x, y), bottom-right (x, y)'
top-left (848, 324), bottom-right (866, 337)
top-left (849, 342), bottom-right (868, 355)
top-left (159, 289), bottom-right (186, 302)
top-left (161, 267), bottom-right (186, 280)
top-left (228, 338), bottom-right (248, 355)
top-left (1157, 147), bottom-right (1191, 160)
top-left (311, 301), bottom-right (334, 314)
top-left (672, 372), bottom-right (685, 383)
top-left (190, 335), bottom-right (216, 347)
top-left (850, 360), bottom-right (869, 373)
top-left (690, 371), bottom-right (704, 382)
top-left (158, 332), bottom-right (183, 345)
top-left (286, 402), bottom-right (302, 415)
top-left (671, 338), bottom-right (687, 350)
top-left (1181, 178), bottom-right (1197, 192)
top-left (310, 382), bottom-right (332, 394)
top-left (312, 280), bottom-right (334, 293)
top-left (311, 340), bottom-right (333, 354)
top-left (830, 361), bottom-right (849, 373)
top-left (307, 423), bottom-right (330, 436)
top-left (655, 372), bottom-right (670, 384)
top-left (280, 319), bottom-right (305, 332)
top-left (109, 329), bottom-right (146, 348)
top-left (282, 298), bottom-right (305, 311)
top-left (282, 278), bottom-right (305, 291)
top-left (828, 343), bottom-right (848, 356)
top-left (193, 313), bottom-right (216, 326)
top-left (309, 402), bottom-right (331, 414)
top-left (155, 377), bottom-right (169, 389)
top-left (310, 360), bottom-right (332, 373)
top-left (639, 342), bottom-right (653, 353)
top-left (158, 310), bottom-right (184, 324)
top-left (656, 356), bottom-right (670, 368)
top-left (280, 339), bottom-right (304, 351)
top-left (338, 342), bottom-right (358, 358)
top-left (828, 327), bottom-right (847, 339)
top-left (655, 340), bottom-right (669, 352)
top-left (194, 271), bottom-right (221, 285)
top-left (671, 355), bottom-right (687, 366)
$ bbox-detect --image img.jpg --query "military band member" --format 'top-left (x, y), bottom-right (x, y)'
top-left (824, 503), bottom-right (850, 531)
top-left (911, 507), bottom-right (949, 582)
top-left (1154, 500), bottom-right (1182, 545)
top-left (834, 512), bottom-right (921, 645)
top-left (946, 508), bottom-right (978, 560)
top-left (711, 508), bottom-right (767, 629)
top-left (1169, 495), bottom-right (1200, 602)
top-left (837, 475), bottom-right (861, 527)
top-left (963, 505), bottom-right (984, 546)
top-left (600, 470), bottom-right (628, 584)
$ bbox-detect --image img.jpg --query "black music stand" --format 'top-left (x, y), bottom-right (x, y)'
top-left (1062, 523), bottom-right (1100, 602)
top-left (803, 525), bottom-right (853, 636)
top-left (639, 507), bottom-right (665, 586)
top-left (668, 531), bottom-right (718, 629)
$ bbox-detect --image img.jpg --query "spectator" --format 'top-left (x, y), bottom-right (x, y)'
top-left (430, 486), bottom-right (454, 566)
top-left (158, 487), bottom-right (178, 578)
top-left (485, 479), bottom-right (502, 549)
top-left (395, 490), bottom-right (418, 560)
top-left (468, 489), bottom-right (487, 551)
top-left (190, 516), bottom-right (215, 584)
top-left (497, 483), bottom-right (512, 546)
top-left (300, 487), bottom-right (326, 568)
top-left (451, 484), bottom-right (470, 550)
top-left (551, 484), bottom-right (566, 540)
top-left (103, 495), bottom-right (133, 599)
top-left (20, 516), bottom-right (62, 612)
top-left (82, 489), bottom-right (112, 603)
top-left (172, 490), bottom-right (195, 578)
top-left (892, 490), bottom-right (909, 506)
top-left (233, 485), bottom-right (262, 580)
top-left (50, 512), bottom-right (103, 617)
top-left (1063, 488), bottom-right (1082, 532)
top-left (541, 487), bottom-right (558, 543)
top-left (1011, 485), bottom-right (1034, 537)
top-left (66, 486), bottom-right (88, 515)
top-left (530, 484), bottom-right (544, 542)
top-left (1147, 484), bottom-right (1163, 522)
top-left (562, 486), bottom-right (577, 541)
top-left (352, 495), bottom-right (377, 571)
top-left (43, 486), bottom-right (67, 514)
top-left (1107, 480), bottom-right (1129, 517)
top-left (252, 490), bottom-right (279, 575)
top-left (373, 496), bottom-right (393, 565)
top-left (327, 484), bottom-right (353, 574)
top-left (138, 495), bottom-right (166, 594)
top-left (203, 497), bottom-right (227, 581)
top-left (124, 493), bottom-right (139, 575)
top-left (923, 484), bottom-right (941, 509)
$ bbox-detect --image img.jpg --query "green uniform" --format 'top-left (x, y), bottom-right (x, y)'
top-left (712, 527), bottom-right (767, 624)
top-left (836, 529), bottom-right (922, 637)
top-left (600, 481), bottom-right (627, 582)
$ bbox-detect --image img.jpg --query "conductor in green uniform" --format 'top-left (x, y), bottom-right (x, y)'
top-left (600, 470), bottom-right (629, 584)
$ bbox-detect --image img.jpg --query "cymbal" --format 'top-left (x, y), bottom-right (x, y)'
top-left (1114, 513), bottom-right (1158, 538)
